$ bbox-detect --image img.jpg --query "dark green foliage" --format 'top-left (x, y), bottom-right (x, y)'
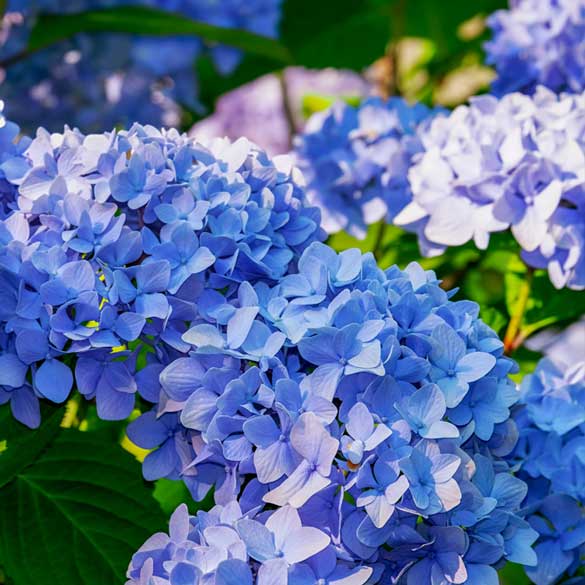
top-left (0, 423), bottom-right (166, 585)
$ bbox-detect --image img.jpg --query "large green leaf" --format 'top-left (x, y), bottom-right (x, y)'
top-left (0, 404), bottom-right (63, 489)
top-left (192, 0), bottom-right (392, 119)
top-left (28, 6), bottom-right (292, 64)
top-left (0, 430), bottom-right (166, 585)
top-left (281, 0), bottom-right (390, 70)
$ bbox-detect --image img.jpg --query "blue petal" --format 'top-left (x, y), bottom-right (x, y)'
top-left (170, 562), bottom-right (200, 585)
top-left (227, 306), bottom-right (259, 349)
top-left (236, 519), bottom-right (276, 562)
top-left (35, 359), bottom-right (73, 403)
top-left (0, 353), bottom-right (27, 387)
top-left (216, 559), bottom-right (253, 585)
top-left (243, 415), bottom-right (280, 448)
top-left (11, 386), bottom-right (40, 429)
top-left (115, 312), bottom-right (146, 341)
top-left (142, 439), bottom-right (179, 481)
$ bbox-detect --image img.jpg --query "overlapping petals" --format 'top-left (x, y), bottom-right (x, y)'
top-left (397, 88), bottom-right (585, 290)
top-left (294, 97), bottom-right (438, 238)
top-left (128, 242), bottom-right (531, 584)
top-left (485, 0), bottom-right (585, 96)
top-left (507, 321), bottom-right (585, 584)
top-left (0, 117), bottom-right (322, 428)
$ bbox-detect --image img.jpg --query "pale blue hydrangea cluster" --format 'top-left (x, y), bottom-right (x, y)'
top-left (395, 88), bottom-right (585, 290)
top-left (126, 239), bottom-right (535, 584)
top-left (293, 97), bottom-right (438, 238)
top-left (0, 111), bottom-right (321, 428)
top-left (0, 0), bottom-right (282, 132)
top-left (508, 321), bottom-right (585, 585)
top-left (485, 0), bottom-right (585, 96)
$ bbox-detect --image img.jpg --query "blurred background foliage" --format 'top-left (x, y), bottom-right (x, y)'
top-left (0, 1), bottom-right (573, 584)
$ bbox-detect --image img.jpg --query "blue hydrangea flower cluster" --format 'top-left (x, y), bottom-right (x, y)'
top-left (0, 0), bottom-right (282, 132)
top-left (126, 241), bottom-right (536, 584)
top-left (485, 0), bottom-right (585, 96)
top-left (0, 112), bottom-right (322, 429)
top-left (507, 321), bottom-right (585, 585)
top-left (395, 87), bottom-right (585, 290)
top-left (293, 97), bottom-right (437, 238)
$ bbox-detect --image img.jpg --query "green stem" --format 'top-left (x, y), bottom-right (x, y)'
top-left (504, 267), bottom-right (534, 355)
top-left (277, 70), bottom-right (296, 150)
top-left (373, 222), bottom-right (388, 261)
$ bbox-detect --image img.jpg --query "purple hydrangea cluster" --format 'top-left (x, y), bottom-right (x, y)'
top-left (0, 0), bottom-right (282, 132)
top-left (485, 0), bottom-right (585, 96)
top-left (293, 97), bottom-right (437, 238)
top-left (507, 320), bottom-right (585, 585)
top-left (395, 87), bottom-right (585, 290)
top-left (126, 241), bottom-right (536, 584)
top-left (191, 67), bottom-right (371, 155)
top-left (0, 113), bottom-right (322, 428)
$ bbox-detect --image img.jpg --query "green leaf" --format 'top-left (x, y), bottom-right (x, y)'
top-left (505, 269), bottom-right (584, 338)
top-left (281, 0), bottom-right (389, 70)
top-left (28, 6), bottom-right (292, 64)
top-left (0, 430), bottom-right (166, 585)
top-left (480, 307), bottom-right (507, 336)
top-left (0, 404), bottom-right (64, 489)
top-left (302, 93), bottom-right (361, 119)
top-left (193, 0), bottom-right (391, 119)
top-left (327, 223), bottom-right (385, 255)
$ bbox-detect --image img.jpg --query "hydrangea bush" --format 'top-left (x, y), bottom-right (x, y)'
top-left (1, 2), bottom-right (585, 585)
